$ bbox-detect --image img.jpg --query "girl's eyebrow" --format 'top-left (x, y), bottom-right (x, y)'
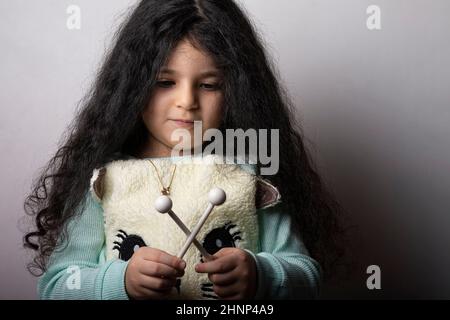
top-left (159, 67), bottom-right (221, 77)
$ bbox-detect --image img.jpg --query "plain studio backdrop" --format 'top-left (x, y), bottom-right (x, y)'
top-left (1, 0), bottom-right (449, 299)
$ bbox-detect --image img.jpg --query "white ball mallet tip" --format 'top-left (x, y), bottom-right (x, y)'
top-left (155, 195), bottom-right (172, 213)
top-left (208, 187), bottom-right (226, 206)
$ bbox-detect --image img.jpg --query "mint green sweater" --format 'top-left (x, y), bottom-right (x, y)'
top-left (37, 161), bottom-right (322, 300)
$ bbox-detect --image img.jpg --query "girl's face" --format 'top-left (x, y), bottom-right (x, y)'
top-left (141, 39), bottom-right (224, 157)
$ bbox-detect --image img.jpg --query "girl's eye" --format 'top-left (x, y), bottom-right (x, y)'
top-left (200, 83), bottom-right (221, 91)
top-left (156, 80), bottom-right (221, 90)
top-left (156, 80), bottom-right (175, 88)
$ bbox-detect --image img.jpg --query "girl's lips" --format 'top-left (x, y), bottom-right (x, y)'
top-left (171, 119), bottom-right (195, 128)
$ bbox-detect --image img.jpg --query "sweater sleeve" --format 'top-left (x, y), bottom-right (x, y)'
top-left (37, 191), bottom-right (130, 300)
top-left (244, 203), bottom-right (322, 300)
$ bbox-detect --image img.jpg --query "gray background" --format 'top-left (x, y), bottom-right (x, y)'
top-left (1, 0), bottom-right (449, 299)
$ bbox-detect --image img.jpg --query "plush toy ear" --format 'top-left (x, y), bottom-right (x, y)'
top-left (90, 167), bottom-right (106, 202)
top-left (255, 177), bottom-right (281, 210)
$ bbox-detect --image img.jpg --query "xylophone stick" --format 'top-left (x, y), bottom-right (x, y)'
top-left (177, 188), bottom-right (226, 260)
top-left (154, 195), bottom-right (214, 261)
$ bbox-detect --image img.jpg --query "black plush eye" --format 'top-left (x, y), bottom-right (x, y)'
top-left (202, 221), bottom-right (242, 256)
top-left (113, 229), bottom-right (147, 261)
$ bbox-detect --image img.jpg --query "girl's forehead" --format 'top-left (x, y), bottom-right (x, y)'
top-left (161, 39), bottom-right (220, 75)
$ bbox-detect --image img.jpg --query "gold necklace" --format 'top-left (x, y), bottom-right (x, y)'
top-left (147, 159), bottom-right (177, 195)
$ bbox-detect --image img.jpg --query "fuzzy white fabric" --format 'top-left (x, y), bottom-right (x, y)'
top-left (90, 155), bottom-right (260, 299)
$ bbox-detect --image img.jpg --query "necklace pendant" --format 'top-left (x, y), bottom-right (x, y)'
top-left (161, 187), bottom-right (170, 195)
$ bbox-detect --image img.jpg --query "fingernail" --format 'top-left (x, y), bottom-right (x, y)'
top-left (180, 261), bottom-right (186, 269)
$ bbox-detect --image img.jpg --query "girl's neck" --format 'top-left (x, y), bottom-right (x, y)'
top-left (136, 138), bottom-right (175, 159)
top-left (136, 145), bottom-right (194, 160)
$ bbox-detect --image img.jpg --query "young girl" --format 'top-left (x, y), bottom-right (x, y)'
top-left (24, 0), bottom-right (345, 300)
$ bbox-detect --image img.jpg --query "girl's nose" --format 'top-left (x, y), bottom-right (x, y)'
top-left (176, 84), bottom-right (198, 110)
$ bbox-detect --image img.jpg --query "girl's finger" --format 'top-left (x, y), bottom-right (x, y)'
top-left (139, 274), bottom-right (177, 291)
top-left (139, 247), bottom-right (186, 270)
top-left (213, 282), bottom-right (240, 299)
top-left (195, 255), bottom-right (235, 274)
top-left (208, 269), bottom-right (238, 286)
top-left (139, 261), bottom-right (184, 278)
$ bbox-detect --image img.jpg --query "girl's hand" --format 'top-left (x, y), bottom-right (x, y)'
top-left (124, 247), bottom-right (186, 300)
top-left (195, 247), bottom-right (257, 300)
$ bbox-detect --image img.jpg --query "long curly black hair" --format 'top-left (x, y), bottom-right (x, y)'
top-left (24, 0), bottom-right (347, 280)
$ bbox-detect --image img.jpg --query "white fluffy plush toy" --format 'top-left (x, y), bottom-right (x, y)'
top-left (90, 154), bottom-right (280, 299)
